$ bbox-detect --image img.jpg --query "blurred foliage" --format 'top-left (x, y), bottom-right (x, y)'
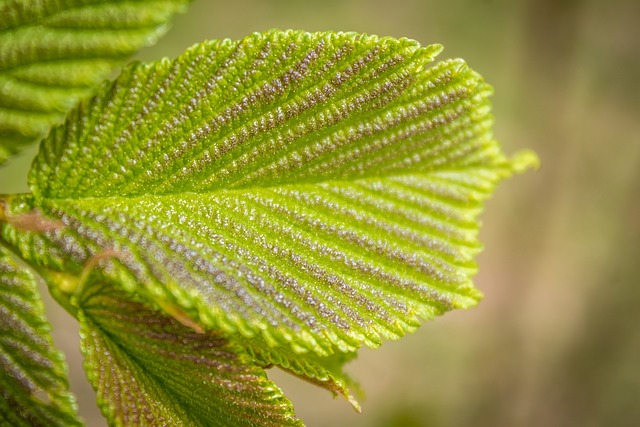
top-left (1, 0), bottom-right (638, 426)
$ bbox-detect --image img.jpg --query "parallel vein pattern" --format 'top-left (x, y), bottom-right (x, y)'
top-left (30, 31), bottom-right (483, 197)
top-left (18, 31), bottom-right (537, 356)
top-left (0, 0), bottom-right (190, 164)
top-left (78, 280), bottom-right (301, 427)
top-left (0, 245), bottom-right (82, 426)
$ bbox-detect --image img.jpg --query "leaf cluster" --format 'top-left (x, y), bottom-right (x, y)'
top-left (0, 1), bottom-right (537, 425)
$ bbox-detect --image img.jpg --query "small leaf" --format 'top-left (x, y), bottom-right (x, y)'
top-left (245, 339), bottom-right (361, 412)
top-left (0, 0), bottom-right (191, 164)
top-left (0, 244), bottom-right (82, 426)
top-left (77, 279), bottom-right (301, 427)
top-left (17, 30), bottom-right (536, 357)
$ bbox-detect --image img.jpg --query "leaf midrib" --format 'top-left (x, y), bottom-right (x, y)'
top-left (36, 166), bottom-right (500, 202)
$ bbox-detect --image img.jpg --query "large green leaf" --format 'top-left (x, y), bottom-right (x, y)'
top-left (0, 0), bottom-right (191, 164)
top-left (0, 244), bottom-right (82, 426)
top-left (77, 279), bottom-right (301, 427)
top-left (7, 30), bottom-right (536, 358)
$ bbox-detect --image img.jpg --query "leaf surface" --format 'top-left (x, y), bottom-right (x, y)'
top-left (0, 244), bottom-right (82, 426)
top-left (246, 339), bottom-right (361, 412)
top-left (77, 279), bottom-right (301, 427)
top-left (23, 30), bottom-right (537, 356)
top-left (0, 0), bottom-right (190, 164)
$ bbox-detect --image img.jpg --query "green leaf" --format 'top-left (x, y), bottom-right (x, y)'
top-left (0, 0), bottom-right (191, 165)
top-left (0, 244), bottom-right (82, 426)
top-left (16, 30), bottom-right (537, 357)
top-left (244, 339), bottom-right (361, 412)
top-left (77, 279), bottom-right (301, 427)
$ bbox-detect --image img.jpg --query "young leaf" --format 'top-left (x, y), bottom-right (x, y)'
top-left (77, 279), bottom-right (301, 427)
top-left (0, 0), bottom-right (191, 164)
top-left (18, 30), bottom-right (536, 357)
top-left (0, 245), bottom-right (82, 426)
top-left (244, 338), bottom-right (361, 412)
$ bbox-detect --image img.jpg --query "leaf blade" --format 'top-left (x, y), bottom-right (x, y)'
top-left (78, 280), bottom-right (301, 427)
top-left (0, 0), bottom-right (191, 164)
top-left (0, 244), bottom-right (82, 426)
top-left (21, 30), bottom-right (537, 356)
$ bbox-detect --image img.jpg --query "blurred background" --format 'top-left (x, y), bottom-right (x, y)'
top-left (1, 0), bottom-right (639, 426)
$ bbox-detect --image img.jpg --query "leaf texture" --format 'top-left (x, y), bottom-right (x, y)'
top-left (19, 30), bottom-right (537, 357)
top-left (0, 0), bottom-right (191, 164)
top-left (78, 279), bottom-right (301, 427)
top-left (0, 244), bottom-right (82, 426)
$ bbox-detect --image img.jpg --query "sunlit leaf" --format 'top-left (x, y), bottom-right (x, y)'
top-left (11, 30), bottom-right (537, 358)
top-left (77, 279), bottom-right (301, 427)
top-left (0, 244), bottom-right (82, 426)
top-left (0, 0), bottom-right (191, 164)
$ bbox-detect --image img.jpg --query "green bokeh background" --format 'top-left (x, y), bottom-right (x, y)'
top-left (1, 0), bottom-right (639, 426)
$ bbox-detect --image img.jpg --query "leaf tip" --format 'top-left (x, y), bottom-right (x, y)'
top-left (509, 149), bottom-right (540, 174)
top-left (347, 394), bottom-right (363, 413)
